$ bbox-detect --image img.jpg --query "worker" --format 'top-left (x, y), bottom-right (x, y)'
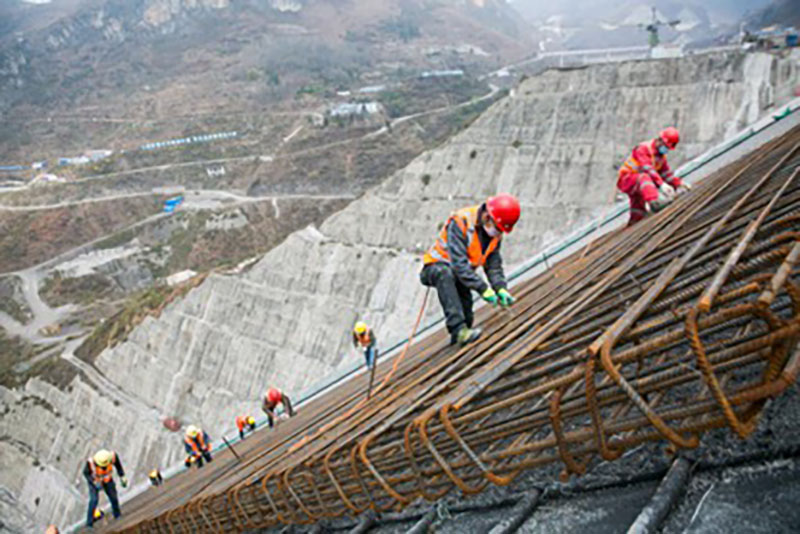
top-left (183, 425), bottom-right (213, 468)
top-left (236, 415), bottom-right (257, 439)
top-left (420, 194), bottom-right (520, 345)
top-left (148, 469), bottom-right (163, 487)
top-left (617, 127), bottom-right (691, 226)
top-left (262, 388), bottom-right (295, 428)
top-left (352, 321), bottom-right (378, 369)
top-left (84, 449), bottom-right (127, 528)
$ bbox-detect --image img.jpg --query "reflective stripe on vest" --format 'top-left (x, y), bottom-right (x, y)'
top-left (185, 432), bottom-right (208, 455)
top-left (355, 329), bottom-right (371, 348)
top-left (423, 206), bottom-right (500, 267)
top-left (620, 141), bottom-right (664, 175)
top-left (88, 454), bottom-right (115, 484)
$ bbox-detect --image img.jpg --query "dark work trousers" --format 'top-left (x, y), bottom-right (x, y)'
top-left (420, 263), bottom-right (474, 342)
top-left (195, 450), bottom-right (213, 467)
top-left (87, 480), bottom-right (120, 526)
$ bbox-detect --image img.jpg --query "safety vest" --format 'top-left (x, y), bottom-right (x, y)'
top-left (354, 329), bottom-right (372, 348)
top-left (235, 416), bottom-right (251, 431)
top-left (620, 141), bottom-right (666, 176)
top-left (88, 453), bottom-right (115, 484)
top-left (423, 206), bottom-right (500, 267)
top-left (184, 432), bottom-right (208, 455)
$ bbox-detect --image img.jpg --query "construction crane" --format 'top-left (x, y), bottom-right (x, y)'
top-left (639, 6), bottom-right (680, 48)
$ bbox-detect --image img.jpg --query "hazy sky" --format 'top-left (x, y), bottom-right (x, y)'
top-left (508, 0), bottom-right (775, 24)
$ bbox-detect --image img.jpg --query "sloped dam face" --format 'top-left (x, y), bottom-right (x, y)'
top-left (1, 49), bottom-right (799, 532)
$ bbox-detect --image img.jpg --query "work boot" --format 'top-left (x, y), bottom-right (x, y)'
top-left (456, 326), bottom-right (482, 346)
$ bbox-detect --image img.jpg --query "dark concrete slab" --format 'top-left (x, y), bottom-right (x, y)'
top-left (517, 481), bottom-right (658, 534)
top-left (683, 459), bottom-right (800, 534)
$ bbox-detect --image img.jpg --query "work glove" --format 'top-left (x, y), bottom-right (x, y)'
top-left (120, 477), bottom-right (128, 488)
top-left (497, 288), bottom-right (515, 308)
top-left (676, 182), bottom-right (692, 195)
top-left (658, 182), bottom-right (676, 199)
top-left (481, 287), bottom-right (498, 306)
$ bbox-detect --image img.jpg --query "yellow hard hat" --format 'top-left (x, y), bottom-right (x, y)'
top-left (93, 508), bottom-right (104, 519)
top-left (149, 469), bottom-right (159, 478)
top-left (353, 321), bottom-right (367, 334)
top-left (247, 416), bottom-right (255, 426)
top-left (93, 450), bottom-right (113, 467)
top-left (185, 425), bottom-right (200, 438)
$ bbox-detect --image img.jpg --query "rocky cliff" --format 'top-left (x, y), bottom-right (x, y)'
top-left (1, 49), bottom-right (798, 533)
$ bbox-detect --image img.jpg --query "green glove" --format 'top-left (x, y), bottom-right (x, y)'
top-left (497, 288), bottom-right (515, 307)
top-left (482, 287), bottom-right (498, 306)
top-left (120, 476), bottom-right (128, 488)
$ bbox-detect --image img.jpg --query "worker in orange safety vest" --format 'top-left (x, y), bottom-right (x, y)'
top-left (352, 321), bottom-right (378, 369)
top-left (83, 449), bottom-right (127, 527)
top-left (420, 194), bottom-right (520, 346)
top-left (183, 425), bottom-right (213, 468)
top-left (262, 388), bottom-right (295, 428)
top-left (617, 126), bottom-right (691, 225)
top-left (235, 415), bottom-right (257, 439)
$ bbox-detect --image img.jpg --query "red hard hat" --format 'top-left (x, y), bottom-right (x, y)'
top-left (486, 194), bottom-right (521, 233)
top-left (266, 388), bottom-right (282, 404)
top-left (659, 127), bottom-right (680, 150)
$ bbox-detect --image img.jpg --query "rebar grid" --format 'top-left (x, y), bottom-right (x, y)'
top-left (112, 127), bottom-right (800, 533)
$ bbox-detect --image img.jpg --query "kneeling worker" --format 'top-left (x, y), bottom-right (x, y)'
top-left (421, 194), bottom-right (520, 345)
top-left (183, 425), bottom-right (213, 468)
top-left (148, 469), bottom-right (163, 487)
top-left (84, 449), bottom-right (127, 528)
top-left (236, 415), bottom-right (257, 440)
top-left (262, 388), bottom-right (295, 428)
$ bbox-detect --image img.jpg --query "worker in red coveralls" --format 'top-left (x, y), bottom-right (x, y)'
top-left (617, 127), bottom-right (691, 226)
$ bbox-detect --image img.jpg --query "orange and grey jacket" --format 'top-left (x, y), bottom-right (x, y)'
top-left (184, 431), bottom-right (210, 456)
top-left (423, 205), bottom-right (506, 293)
top-left (352, 328), bottom-right (376, 349)
top-left (83, 453), bottom-right (124, 486)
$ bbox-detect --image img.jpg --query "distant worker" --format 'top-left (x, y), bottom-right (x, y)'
top-left (617, 127), bottom-right (690, 226)
top-left (84, 449), bottom-right (127, 528)
top-left (262, 388), bottom-right (295, 428)
top-left (183, 425), bottom-right (213, 468)
top-left (420, 194), bottom-right (520, 345)
top-left (236, 415), bottom-right (257, 439)
top-left (352, 321), bottom-right (378, 369)
top-left (148, 469), bottom-right (163, 487)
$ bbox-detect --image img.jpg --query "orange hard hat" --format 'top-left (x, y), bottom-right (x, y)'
top-left (266, 388), bottom-right (282, 404)
top-left (486, 194), bottom-right (521, 233)
top-left (659, 127), bottom-right (680, 149)
top-left (45, 526), bottom-right (59, 534)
